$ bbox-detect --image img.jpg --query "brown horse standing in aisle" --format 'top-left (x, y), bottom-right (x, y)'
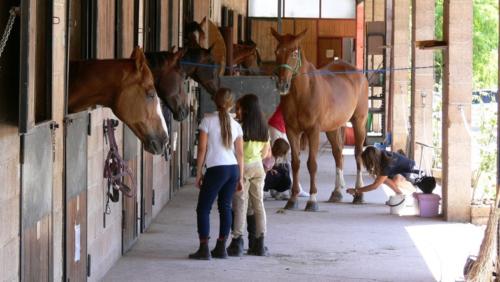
top-left (69, 47), bottom-right (169, 155)
top-left (271, 28), bottom-right (368, 211)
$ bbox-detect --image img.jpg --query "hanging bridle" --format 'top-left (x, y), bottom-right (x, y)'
top-left (103, 119), bottom-right (136, 206)
top-left (273, 48), bottom-right (302, 78)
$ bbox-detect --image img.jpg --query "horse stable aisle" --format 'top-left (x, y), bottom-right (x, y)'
top-left (104, 144), bottom-right (485, 282)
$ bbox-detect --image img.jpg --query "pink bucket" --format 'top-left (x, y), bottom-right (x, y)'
top-left (414, 193), bottom-right (441, 217)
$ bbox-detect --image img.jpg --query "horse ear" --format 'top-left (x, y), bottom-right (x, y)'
top-left (270, 27), bottom-right (281, 41)
top-left (175, 48), bottom-right (187, 61)
top-left (131, 46), bottom-right (146, 71)
top-left (200, 17), bottom-right (207, 28)
top-left (295, 29), bottom-right (308, 43)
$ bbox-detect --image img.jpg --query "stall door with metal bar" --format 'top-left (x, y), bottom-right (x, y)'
top-left (19, 0), bottom-right (55, 281)
top-left (64, 112), bottom-right (88, 281)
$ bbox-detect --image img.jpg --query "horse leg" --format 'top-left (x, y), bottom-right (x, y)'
top-left (284, 129), bottom-right (301, 210)
top-left (305, 128), bottom-right (320, 212)
top-left (326, 129), bottom-right (345, 203)
top-left (352, 115), bottom-right (367, 204)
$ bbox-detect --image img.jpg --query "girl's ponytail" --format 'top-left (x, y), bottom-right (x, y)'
top-left (214, 88), bottom-right (234, 148)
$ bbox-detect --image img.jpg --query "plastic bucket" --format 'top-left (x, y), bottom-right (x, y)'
top-left (414, 193), bottom-right (440, 217)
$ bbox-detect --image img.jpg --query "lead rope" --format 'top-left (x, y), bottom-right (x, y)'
top-left (103, 119), bottom-right (136, 214)
top-left (0, 7), bottom-right (19, 61)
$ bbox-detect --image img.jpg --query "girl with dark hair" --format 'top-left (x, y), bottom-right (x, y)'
top-left (226, 94), bottom-right (271, 257)
top-left (189, 88), bottom-right (244, 260)
top-left (346, 146), bottom-right (416, 205)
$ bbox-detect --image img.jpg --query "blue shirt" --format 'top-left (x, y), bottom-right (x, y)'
top-left (381, 151), bottom-right (416, 177)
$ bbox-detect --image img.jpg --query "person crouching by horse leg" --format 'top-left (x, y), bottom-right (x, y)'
top-left (346, 146), bottom-right (416, 205)
top-left (227, 94), bottom-right (271, 257)
top-left (189, 88), bottom-right (244, 260)
top-left (267, 103), bottom-right (309, 197)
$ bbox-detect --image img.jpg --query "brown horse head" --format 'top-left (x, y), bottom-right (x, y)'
top-left (182, 44), bottom-right (220, 96)
top-left (233, 41), bottom-right (261, 75)
top-left (271, 28), bottom-right (308, 95)
top-left (69, 47), bottom-right (169, 155)
top-left (145, 48), bottom-right (189, 121)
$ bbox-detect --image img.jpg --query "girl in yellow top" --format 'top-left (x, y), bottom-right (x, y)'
top-left (227, 94), bottom-right (271, 257)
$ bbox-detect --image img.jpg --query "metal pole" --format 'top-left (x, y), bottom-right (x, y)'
top-left (277, 0), bottom-right (282, 33)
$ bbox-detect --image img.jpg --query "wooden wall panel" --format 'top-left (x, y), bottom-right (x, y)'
top-left (251, 20), bottom-right (278, 62)
top-left (294, 20), bottom-right (317, 65)
top-left (318, 19), bottom-right (356, 38)
top-left (282, 19), bottom-right (294, 35)
top-left (221, 0), bottom-right (246, 15)
top-left (172, 0), bottom-right (179, 47)
top-left (194, 0), bottom-right (210, 23)
top-left (160, 0), bottom-right (169, 50)
top-left (97, 1), bottom-right (116, 58)
top-left (122, 0), bottom-right (136, 56)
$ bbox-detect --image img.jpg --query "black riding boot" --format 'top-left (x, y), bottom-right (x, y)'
top-left (248, 234), bottom-right (269, 256)
top-left (210, 238), bottom-right (228, 259)
top-left (226, 236), bottom-right (244, 257)
top-left (247, 215), bottom-right (256, 250)
top-left (189, 241), bottom-right (211, 260)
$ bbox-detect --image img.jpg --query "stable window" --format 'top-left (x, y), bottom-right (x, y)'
top-left (321, 0), bottom-right (356, 19)
top-left (248, 0), bottom-right (280, 18)
top-left (284, 0), bottom-right (319, 18)
top-left (249, 0), bottom-right (356, 19)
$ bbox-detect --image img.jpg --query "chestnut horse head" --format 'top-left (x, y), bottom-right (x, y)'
top-left (68, 47), bottom-right (169, 155)
top-left (184, 17), bottom-right (207, 47)
top-left (145, 48), bottom-right (189, 121)
top-left (182, 44), bottom-right (220, 96)
top-left (270, 28), bottom-right (308, 95)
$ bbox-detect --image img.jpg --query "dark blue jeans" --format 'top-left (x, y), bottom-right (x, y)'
top-left (196, 165), bottom-right (239, 240)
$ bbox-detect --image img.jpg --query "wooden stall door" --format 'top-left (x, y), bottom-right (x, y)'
top-left (317, 38), bottom-right (343, 68)
top-left (21, 122), bottom-right (55, 282)
top-left (19, 0), bottom-right (55, 280)
top-left (119, 0), bottom-right (140, 253)
top-left (123, 127), bottom-right (139, 251)
top-left (64, 112), bottom-right (88, 281)
top-left (141, 151), bottom-right (154, 232)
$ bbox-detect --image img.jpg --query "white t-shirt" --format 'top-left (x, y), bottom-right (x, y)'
top-left (199, 112), bottom-right (243, 168)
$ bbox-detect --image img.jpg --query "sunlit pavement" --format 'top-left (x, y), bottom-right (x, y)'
top-left (104, 139), bottom-right (484, 282)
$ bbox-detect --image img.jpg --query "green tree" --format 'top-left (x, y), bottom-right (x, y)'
top-left (435, 0), bottom-right (498, 89)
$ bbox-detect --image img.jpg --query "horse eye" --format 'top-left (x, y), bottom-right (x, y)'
top-left (147, 90), bottom-right (156, 99)
top-left (291, 51), bottom-right (298, 58)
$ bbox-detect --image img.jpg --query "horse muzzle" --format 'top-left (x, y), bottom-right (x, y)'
top-left (145, 136), bottom-right (168, 155)
top-left (173, 106), bottom-right (189, 121)
top-left (277, 81), bottom-right (291, 95)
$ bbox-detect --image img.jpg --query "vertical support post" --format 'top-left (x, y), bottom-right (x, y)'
top-left (389, 0), bottom-right (410, 152)
top-left (410, 0), bottom-right (435, 165)
top-left (277, 0), bottom-right (282, 33)
top-left (355, 1), bottom-right (364, 70)
top-left (222, 27), bottom-right (233, 75)
top-left (442, 0), bottom-right (472, 222)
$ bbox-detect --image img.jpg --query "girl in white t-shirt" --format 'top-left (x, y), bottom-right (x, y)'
top-left (189, 88), bottom-right (244, 260)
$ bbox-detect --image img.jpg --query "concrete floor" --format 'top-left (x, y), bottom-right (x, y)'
top-left (104, 142), bottom-right (485, 282)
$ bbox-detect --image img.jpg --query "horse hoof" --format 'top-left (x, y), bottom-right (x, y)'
top-left (352, 193), bottom-right (364, 205)
top-left (304, 201), bottom-right (319, 212)
top-left (284, 199), bottom-right (299, 210)
top-left (328, 191), bottom-right (343, 203)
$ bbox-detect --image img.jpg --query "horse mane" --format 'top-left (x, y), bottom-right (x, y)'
top-left (145, 51), bottom-right (177, 69)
